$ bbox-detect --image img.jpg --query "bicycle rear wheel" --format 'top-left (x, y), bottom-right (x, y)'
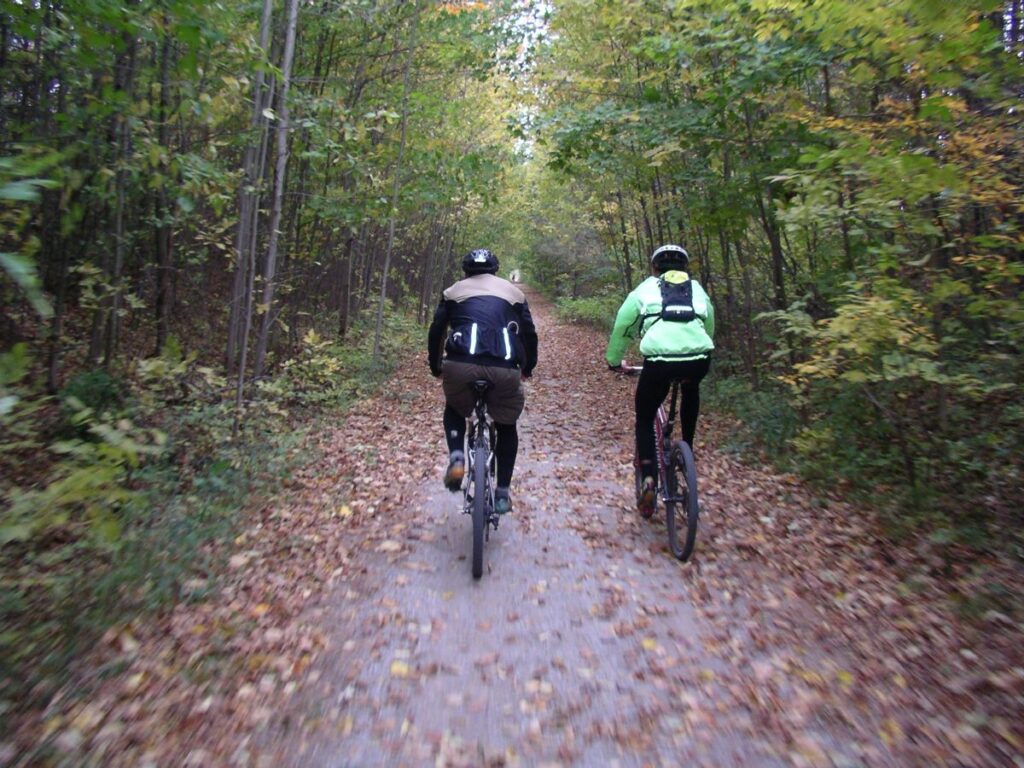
top-left (471, 443), bottom-right (488, 579)
top-left (665, 440), bottom-right (699, 561)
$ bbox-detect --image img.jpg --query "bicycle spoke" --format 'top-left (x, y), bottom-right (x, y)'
top-left (665, 440), bottom-right (699, 561)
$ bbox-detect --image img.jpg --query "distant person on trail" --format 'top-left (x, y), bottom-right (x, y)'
top-left (605, 244), bottom-right (714, 517)
top-left (428, 249), bottom-right (538, 515)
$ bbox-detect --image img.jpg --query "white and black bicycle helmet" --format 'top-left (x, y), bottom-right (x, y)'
top-left (462, 248), bottom-right (499, 275)
top-left (651, 244), bottom-right (690, 274)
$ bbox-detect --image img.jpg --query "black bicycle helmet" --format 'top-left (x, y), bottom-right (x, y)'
top-left (462, 248), bottom-right (499, 275)
top-left (650, 244), bottom-right (690, 274)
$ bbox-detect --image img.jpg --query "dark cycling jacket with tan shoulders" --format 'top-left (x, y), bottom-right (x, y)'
top-left (427, 273), bottom-right (538, 375)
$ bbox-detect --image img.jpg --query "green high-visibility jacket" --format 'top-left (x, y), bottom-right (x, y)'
top-left (605, 271), bottom-right (715, 365)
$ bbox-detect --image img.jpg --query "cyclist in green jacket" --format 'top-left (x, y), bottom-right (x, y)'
top-left (606, 244), bottom-right (714, 516)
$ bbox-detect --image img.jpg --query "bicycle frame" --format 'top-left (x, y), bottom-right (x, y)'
top-left (618, 363), bottom-right (701, 560)
top-left (622, 364), bottom-right (686, 505)
top-left (654, 381), bottom-right (682, 503)
top-left (464, 393), bottom-right (498, 530)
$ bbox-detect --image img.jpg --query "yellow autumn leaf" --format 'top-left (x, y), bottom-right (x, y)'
top-left (879, 718), bottom-right (904, 745)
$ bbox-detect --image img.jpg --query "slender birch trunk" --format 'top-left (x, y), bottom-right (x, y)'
top-left (253, 0), bottom-right (300, 378)
top-left (227, 0), bottom-right (273, 372)
top-left (103, 27), bottom-right (137, 367)
top-left (373, 0), bottom-right (421, 362)
top-left (154, 21), bottom-right (174, 355)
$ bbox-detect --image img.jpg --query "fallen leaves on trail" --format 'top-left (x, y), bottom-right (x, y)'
top-left (6, 347), bottom-right (449, 766)
top-left (9, 290), bottom-right (1023, 767)
top-left (489, 298), bottom-right (1023, 766)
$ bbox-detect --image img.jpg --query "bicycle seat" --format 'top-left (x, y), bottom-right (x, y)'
top-left (470, 379), bottom-right (492, 396)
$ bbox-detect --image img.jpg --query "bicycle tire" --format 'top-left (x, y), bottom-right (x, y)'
top-left (471, 443), bottom-right (487, 579)
top-left (665, 440), bottom-right (699, 561)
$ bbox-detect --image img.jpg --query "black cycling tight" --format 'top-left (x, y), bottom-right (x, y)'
top-left (444, 404), bottom-right (517, 488)
top-left (635, 357), bottom-right (710, 479)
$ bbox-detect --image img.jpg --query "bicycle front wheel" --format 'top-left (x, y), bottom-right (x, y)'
top-left (471, 444), bottom-right (488, 579)
top-left (665, 440), bottom-right (699, 561)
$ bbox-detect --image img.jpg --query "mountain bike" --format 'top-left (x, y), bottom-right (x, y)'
top-left (464, 380), bottom-right (500, 579)
top-left (620, 364), bottom-right (700, 561)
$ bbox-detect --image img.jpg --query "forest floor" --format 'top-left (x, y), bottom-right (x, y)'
top-left (7, 291), bottom-right (1023, 767)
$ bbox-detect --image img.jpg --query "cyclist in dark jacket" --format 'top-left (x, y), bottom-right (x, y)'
top-left (428, 249), bottom-right (538, 514)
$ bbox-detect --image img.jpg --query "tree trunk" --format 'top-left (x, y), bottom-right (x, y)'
top-left (651, 177), bottom-right (666, 244)
top-left (637, 193), bottom-right (655, 256)
top-left (754, 185), bottom-right (787, 311)
top-left (227, 0), bottom-right (274, 372)
top-left (103, 26), bottom-right (138, 367)
top-left (631, 201), bottom-right (648, 276)
top-left (154, 21), bottom-right (174, 355)
top-left (742, 100), bottom-right (786, 311)
top-left (717, 226), bottom-right (736, 372)
top-left (418, 212), bottom-right (445, 323)
top-left (600, 204), bottom-right (628, 294)
top-left (733, 238), bottom-right (760, 388)
top-left (615, 189), bottom-right (634, 288)
top-left (337, 234), bottom-right (354, 338)
top-left (253, 0), bottom-right (300, 378)
top-left (46, 204), bottom-right (71, 393)
top-left (373, 0), bottom-right (421, 361)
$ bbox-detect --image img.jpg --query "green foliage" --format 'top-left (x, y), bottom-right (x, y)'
top-left (705, 376), bottom-right (800, 462)
top-left (59, 370), bottom-right (126, 423)
top-left (260, 307), bottom-right (423, 411)
top-left (2, 395), bottom-right (166, 547)
top-left (1, 0), bottom-right (522, 391)
top-left (0, 415), bottom-right (296, 705)
top-left (0, 152), bottom-right (59, 318)
top-left (556, 293), bottom-right (622, 332)
top-left (274, 329), bottom-right (347, 403)
top-left (531, 0), bottom-right (1023, 548)
top-left (0, 306), bottom-right (418, 704)
top-left (761, 273), bottom-right (1021, 525)
top-left (0, 343), bottom-right (32, 419)
top-left (0, 0), bottom-right (1020, 717)
top-left (134, 337), bottom-right (226, 410)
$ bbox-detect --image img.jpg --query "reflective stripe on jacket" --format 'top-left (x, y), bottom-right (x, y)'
top-left (427, 273), bottom-right (538, 373)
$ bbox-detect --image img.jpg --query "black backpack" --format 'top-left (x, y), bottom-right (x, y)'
top-left (656, 275), bottom-right (697, 323)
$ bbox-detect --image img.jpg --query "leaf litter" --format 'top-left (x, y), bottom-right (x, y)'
top-left (5, 291), bottom-right (1022, 767)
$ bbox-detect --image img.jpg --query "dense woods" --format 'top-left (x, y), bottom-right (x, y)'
top-left (2, 0), bottom-right (1022, 745)
top-left (1, 0), bottom-right (524, 703)
top-left (1, 0), bottom-right (518, 381)
top-left (523, 0), bottom-right (1024, 532)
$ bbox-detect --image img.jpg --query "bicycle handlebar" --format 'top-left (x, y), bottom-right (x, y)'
top-left (612, 362), bottom-right (643, 376)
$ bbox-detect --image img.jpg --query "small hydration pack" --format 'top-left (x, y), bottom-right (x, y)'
top-left (657, 273), bottom-right (696, 323)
